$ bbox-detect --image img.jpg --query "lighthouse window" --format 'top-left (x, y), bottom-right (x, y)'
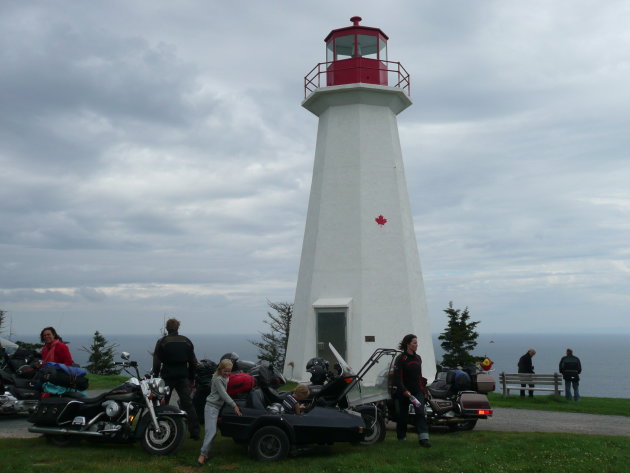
top-left (357, 35), bottom-right (378, 59)
top-left (327, 41), bottom-right (334, 63)
top-left (379, 38), bottom-right (387, 61)
top-left (334, 35), bottom-right (354, 60)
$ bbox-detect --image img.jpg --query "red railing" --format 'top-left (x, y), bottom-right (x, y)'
top-left (304, 60), bottom-right (411, 99)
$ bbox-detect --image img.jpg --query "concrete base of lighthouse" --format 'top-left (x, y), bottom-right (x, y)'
top-left (284, 84), bottom-right (436, 385)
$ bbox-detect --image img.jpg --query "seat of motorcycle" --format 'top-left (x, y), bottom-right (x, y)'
top-left (11, 377), bottom-right (33, 389)
top-left (245, 388), bottom-right (267, 410)
top-left (260, 385), bottom-right (289, 405)
top-left (63, 390), bottom-right (136, 404)
top-left (427, 380), bottom-right (451, 399)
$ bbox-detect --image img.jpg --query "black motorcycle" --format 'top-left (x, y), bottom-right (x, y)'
top-left (0, 345), bottom-right (40, 415)
top-left (28, 352), bottom-right (187, 455)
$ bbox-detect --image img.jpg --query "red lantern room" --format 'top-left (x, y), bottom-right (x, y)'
top-left (325, 16), bottom-right (389, 87)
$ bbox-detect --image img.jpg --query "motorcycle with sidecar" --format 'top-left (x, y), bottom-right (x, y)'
top-left (216, 346), bottom-right (398, 461)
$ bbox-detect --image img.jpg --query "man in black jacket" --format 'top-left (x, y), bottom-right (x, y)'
top-left (153, 318), bottom-right (200, 439)
top-left (517, 348), bottom-right (536, 398)
top-left (559, 348), bottom-right (582, 401)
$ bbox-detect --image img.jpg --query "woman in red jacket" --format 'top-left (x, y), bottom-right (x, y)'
top-left (40, 326), bottom-right (74, 366)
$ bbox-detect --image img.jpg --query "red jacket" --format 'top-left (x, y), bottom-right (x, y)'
top-left (42, 340), bottom-right (74, 366)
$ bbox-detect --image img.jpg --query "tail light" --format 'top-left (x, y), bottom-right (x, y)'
top-left (344, 377), bottom-right (353, 384)
top-left (477, 409), bottom-right (493, 415)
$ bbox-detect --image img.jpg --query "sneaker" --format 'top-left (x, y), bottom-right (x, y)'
top-left (419, 439), bottom-right (432, 448)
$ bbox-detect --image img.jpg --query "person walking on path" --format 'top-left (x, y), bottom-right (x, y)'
top-left (197, 359), bottom-right (242, 465)
top-left (559, 348), bottom-right (582, 401)
top-left (152, 318), bottom-right (200, 440)
top-left (393, 333), bottom-right (432, 448)
top-left (518, 349), bottom-right (536, 398)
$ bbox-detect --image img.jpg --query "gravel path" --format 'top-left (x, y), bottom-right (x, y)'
top-left (476, 407), bottom-right (630, 436)
top-left (2, 407), bottom-right (629, 439)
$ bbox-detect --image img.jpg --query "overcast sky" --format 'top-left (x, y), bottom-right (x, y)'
top-left (1, 1), bottom-right (629, 338)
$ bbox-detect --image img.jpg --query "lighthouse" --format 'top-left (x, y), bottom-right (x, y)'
top-left (284, 17), bottom-right (436, 384)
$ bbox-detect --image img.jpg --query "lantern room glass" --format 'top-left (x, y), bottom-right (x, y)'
top-left (357, 34), bottom-right (377, 59)
top-left (326, 33), bottom-right (387, 62)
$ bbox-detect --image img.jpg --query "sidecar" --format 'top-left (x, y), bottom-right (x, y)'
top-left (217, 374), bottom-right (365, 461)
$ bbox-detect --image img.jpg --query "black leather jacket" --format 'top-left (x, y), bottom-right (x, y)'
top-left (152, 331), bottom-right (197, 380)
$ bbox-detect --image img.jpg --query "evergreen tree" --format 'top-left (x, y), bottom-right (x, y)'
top-left (16, 340), bottom-right (44, 351)
top-left (82, 331), bottom-right (121, 375)
top-left (250, 301), bottom-right (293, 369)
top-left (437, 301), bottom-right (480, 369)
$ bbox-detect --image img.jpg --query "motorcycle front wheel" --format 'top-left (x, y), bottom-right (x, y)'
top-left (141, 415), bottom-right (185, 455)
top-left (360, 411), bottom-right (386, 445)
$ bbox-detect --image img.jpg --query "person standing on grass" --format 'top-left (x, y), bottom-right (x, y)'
top-left (518, 348), bottom-right (536, 398)
top-left (393, 333), bottom-right (431, 448)
top-left (559, 348), bottom-right (582, 401)
top-left (197, 359), bottom-right (242, 465)
top-left (153, 318), bottom-right (200, 440)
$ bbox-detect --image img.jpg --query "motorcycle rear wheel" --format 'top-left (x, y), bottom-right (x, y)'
top-left (141, 415), bottom-right (185, 455)
top-left (448, 419), bottom-right (478, 431)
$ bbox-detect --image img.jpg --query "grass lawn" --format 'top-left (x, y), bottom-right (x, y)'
top-left (1, 429), bottom-right (628, 473)
top-left (86, 374), bottom-right (128, 390)
top-left (488, 392), bottom-right (630, 417)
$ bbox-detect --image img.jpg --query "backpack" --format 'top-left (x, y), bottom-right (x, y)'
top-left (227, 372), bottom-right (256, 396)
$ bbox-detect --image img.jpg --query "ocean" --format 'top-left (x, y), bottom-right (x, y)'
top-left (13, 332), bottom-right (629, 399)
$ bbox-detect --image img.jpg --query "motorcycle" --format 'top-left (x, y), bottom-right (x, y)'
top-left (303, 344), bottom-right (400, 445)
top-left (387, 364), bottom-right (495, 431)
top-left (28, 352), bottom-right (187, 455)
top-left (0, 345), bottom-right (40, 415)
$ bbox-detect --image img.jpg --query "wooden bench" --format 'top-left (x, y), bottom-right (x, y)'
top-left (500, 372), bottom-right (562, 397)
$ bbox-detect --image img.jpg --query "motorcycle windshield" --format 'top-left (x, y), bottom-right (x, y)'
top-left (329, 343), bottom-right (354, 376)
top-left (328, 343), bottom-right (399, 407)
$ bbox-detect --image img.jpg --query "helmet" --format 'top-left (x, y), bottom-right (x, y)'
top-left (220, 352), bottom-right (239, 366)
top-left (306, 357), bottom-right (329, 372)
top-left (307, 364), bottom-right (328, 385)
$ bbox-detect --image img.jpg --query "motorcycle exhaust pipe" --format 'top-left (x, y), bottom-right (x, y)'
top-left (28, 426), bottom-right (104, 437)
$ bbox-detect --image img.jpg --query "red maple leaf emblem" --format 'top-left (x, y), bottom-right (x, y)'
top-left (375, 215), bottom-right (387, 226)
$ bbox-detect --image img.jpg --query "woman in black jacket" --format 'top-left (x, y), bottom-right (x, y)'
top-left (393, 333), bottom-right (431, 448)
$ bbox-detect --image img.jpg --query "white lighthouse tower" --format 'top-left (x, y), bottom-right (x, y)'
top-left (284, 17), bottom-right (436, 384)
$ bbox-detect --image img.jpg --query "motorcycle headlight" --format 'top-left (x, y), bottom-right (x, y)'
top-left (150, 378), bottom-right (166, 394)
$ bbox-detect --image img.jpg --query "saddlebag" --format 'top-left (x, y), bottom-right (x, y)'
top-left (28, 397), bottom-right (83, 425)
top-left (474, 373), bottom-right (496, 394)
top-left (458, 392), bottom-right (492, 416)
top-left (9, 385), bottom-right (39, 401)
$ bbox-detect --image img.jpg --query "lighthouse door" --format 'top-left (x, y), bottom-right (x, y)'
top-left (316, 309), bottom-right (347, 366)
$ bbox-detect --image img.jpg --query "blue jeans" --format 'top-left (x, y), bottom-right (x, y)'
top-left (200, 404), bottom-right (220, 456)
top-left (564, 380), bottom-right (580, 401)
top-left (396, 392), bottom-right (429, 441)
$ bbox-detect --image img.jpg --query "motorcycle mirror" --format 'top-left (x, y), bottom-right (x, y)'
top-left (121, 352), bottom-right (130, 360)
